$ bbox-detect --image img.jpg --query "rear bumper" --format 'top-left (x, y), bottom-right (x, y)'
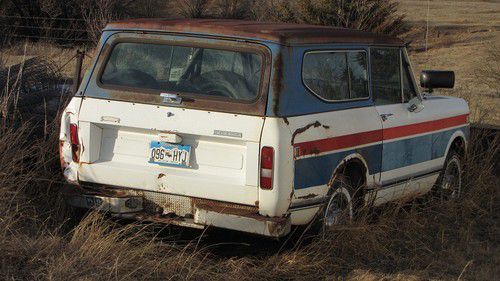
top-left (65, 185), bottom-right (290, 238)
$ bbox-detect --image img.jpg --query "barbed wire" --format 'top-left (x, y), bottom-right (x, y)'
top-left (0, 15), bottom-right (86, 21)
top-left (6, 34), bottom-right (92, 42)
top-left (0, 24), bottom-right (88, 33)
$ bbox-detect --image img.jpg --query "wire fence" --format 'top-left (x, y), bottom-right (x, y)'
top-left (0, 15), bottom-right (96, 45)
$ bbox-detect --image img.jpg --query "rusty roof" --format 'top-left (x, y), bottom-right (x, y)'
top-left (105, 19), bottom-right (404, 46)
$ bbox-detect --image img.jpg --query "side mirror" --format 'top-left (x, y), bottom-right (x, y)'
top-left (420, 70), bottom-right (455, 93)
top-left (408, 96), bottom-right (424, 113)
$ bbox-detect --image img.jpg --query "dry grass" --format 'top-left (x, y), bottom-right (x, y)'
top-left (0, 54), bottom-right (499, 281)
top-left (399, 0), bottom-right (500, 126)
top-left (0, 109), bottom-right (498, 280)
top-left (1, 2), bottom-right (499, 279)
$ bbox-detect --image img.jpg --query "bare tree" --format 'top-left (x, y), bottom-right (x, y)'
top-left (251, 0), bottom-right (296, 22)
top-left (211, 0), bottom-right (251, 19)
top-left (298, 0), bottom-right (406, 36)
top-left (175, 0), bottom-right (210, 18)
top-left (80, 0), bottom-right (135, 44)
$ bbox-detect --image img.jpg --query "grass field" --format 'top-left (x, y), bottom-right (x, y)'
top-left (0, 1), bottom-right (499, 280)
top-left (400, 0), bottom-right (500, 125)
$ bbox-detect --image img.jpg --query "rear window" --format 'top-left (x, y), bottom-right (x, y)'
top-left (100, 42), bottom-right (263, 101)
top-left (303, 50), bottom-right (369, 101)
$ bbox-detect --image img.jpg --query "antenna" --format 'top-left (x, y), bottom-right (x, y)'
top-left (425, 0), bottom-right (430, 54)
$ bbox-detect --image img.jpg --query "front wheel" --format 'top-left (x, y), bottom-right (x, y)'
top-left (437, 151), bottom-right (463, 200)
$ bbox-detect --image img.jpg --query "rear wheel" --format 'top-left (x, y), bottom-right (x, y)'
top-left (323, 183), bottom-right (353, 229)
top-left (321, 174), bottom-right (356, 231)
top-left (437, 151), bottom-right (463, 200)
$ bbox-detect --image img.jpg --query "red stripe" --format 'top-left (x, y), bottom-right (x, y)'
top-left (295, 129), bottom-right (383, 157)
top-left (294, 114), bottom-right (468, 157)
top-left (383, 114), bottom-right (468, 140)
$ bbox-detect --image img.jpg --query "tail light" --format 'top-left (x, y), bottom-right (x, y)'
top-left (260, 146), bottom-right (274, 190)
top-left (69, 123), bottom-right (80, 162)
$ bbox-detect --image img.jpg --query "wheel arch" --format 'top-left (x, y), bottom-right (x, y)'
top-left (444, 131), bottom-right (468, 159)
top-left (329, 153), bottom-right (369, 190)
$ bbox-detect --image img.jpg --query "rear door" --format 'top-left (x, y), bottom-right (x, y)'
top-left (75, 32), bottom-right (271, 206)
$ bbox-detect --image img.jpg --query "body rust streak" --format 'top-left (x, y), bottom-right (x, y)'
top-left (291, 121), bottom-right (322, 145)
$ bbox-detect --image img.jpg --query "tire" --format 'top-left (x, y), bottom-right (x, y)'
top-left (436, 150), bottom-right (463, 201)
top-left (321, 174), bottom-right (354, 231)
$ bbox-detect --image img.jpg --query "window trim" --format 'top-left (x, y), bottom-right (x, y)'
top-left (402, 48), bottom-right (422, 101)
top-left (95, 36), bottom-right (270, 106)
top-left (369, 46), bottom-right (404, 105)
top-left (302, 49), bottom-right (371, 103)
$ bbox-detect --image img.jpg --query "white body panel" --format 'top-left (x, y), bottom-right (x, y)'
top-left (75, 98), bottom-right (264, 206)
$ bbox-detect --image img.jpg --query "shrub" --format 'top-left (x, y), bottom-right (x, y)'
top-left (210, 0), bottom-right (253, 19)
top-left (174, 0), bottom-right (211, 18)
top-left (298, 0), bottom-right (406, 36)
top-left (251, 0), bottom-right (297, 22)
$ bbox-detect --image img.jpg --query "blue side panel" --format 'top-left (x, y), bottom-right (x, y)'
top-left (294, 144), bottom-right (382, 189)
top-left (431, 129), bottom-right (457, 159)
top-left (382, 134), bottom-right (433, 172)
top-left (294, 127), bottom-right (466, 190)
top-left (267, 45), bottom-right (375, 117)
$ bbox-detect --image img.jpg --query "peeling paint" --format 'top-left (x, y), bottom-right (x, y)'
top-left (105, 19), bottom-right (404, 48)
top-left (298, 193), bottom-right (318, 200)
top-left (291, 121), bottom-right (322, 145)
top-left (272, 52), bottom-right (284, 115)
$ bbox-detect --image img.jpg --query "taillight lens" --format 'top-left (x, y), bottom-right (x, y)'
top-left (69, 123), bottom-right (80, 162)
top-left (260, 146), bottom-right (274, 190)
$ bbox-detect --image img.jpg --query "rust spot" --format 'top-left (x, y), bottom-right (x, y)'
top-left (272, 52), bottom-right (284, 115)
top-left (310, 146), bottom-right (320, 155)
top-left (322, 125), bottom-right (330, 129)
top-left (254, 200), bottom-right (259, 207)
top-left (157, 173), bottom-right (166, 179)
top-left (195, 201), bottom-right (259, 217)
top-left (59, 141), bottom-right (66, 170)
top-left (105, 19), bottom-right (404, 46)
top-left (298, 193), bottom-right (318, 200)
top-left (266, 215), bottom-right (289, 237)
top-left (291, 121), bottom-right (321, 144)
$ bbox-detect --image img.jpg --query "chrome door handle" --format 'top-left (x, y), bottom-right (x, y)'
top-left (380, 113), bottom-right (394, 122)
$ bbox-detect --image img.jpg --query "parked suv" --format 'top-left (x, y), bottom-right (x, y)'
top-left (60, 19), bottom-right (470, 237)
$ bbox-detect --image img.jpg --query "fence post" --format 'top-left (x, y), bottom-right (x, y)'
top-left (73, 50), bottom-right (84, 95)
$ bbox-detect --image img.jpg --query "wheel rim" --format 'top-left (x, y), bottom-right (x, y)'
top-left (323, 188), bottom-right (352, 228)
top-left (441, 157), bottom-right (462, 200)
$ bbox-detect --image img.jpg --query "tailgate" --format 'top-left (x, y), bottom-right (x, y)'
top-left (77, 98), bottom-right (264, 205)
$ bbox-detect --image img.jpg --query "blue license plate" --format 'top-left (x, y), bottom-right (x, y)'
top-left (149, 141), bottom-right (191, 167)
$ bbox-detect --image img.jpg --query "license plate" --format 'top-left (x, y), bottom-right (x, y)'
top-left (149, 141), bottom-right (191, 167)
top-left (84, 196), bottom-right (103, 209)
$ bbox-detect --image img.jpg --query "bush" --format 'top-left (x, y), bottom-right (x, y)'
top-left (174, 0), bottom-right (211, 18)
top-left (298, 0), bottom-right (406, 36)
top-left (251, 0), bottom-right (297, 22)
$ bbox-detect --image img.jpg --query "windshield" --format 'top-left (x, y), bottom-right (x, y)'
top-left (100, 42), bottom-right (263, 101)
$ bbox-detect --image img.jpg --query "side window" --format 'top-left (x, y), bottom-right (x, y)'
top-left (402, 56), bottom-right (417, 103)
top-left (303, 51), bottom-right (369, 101)
top-left (370, 48), bottom-right (402, 105)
